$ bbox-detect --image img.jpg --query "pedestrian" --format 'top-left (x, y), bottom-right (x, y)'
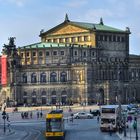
top-left (109, 122), bottom-right (113, 136)
top-left (126, 121), bottom-right (129, 129)
top-left (6, 113), bottom-right (9, 121)
top-left (37, 112), bottom-right (39, 119)
top-left (7, 121), bottom-right (11, 132)
top-left (40, 112), bottom-right (43, 118)
top-left (90, 109), bottom-right (92, 114)
top-left (97, 115), bottom-right (99, 123)
top-left (70, 113), bottom-right (74, 122)
top-left (21, 112), bottom-right (24, 119)
top-left (30, 111), bottom-right (33, 119)
top-left (133, 121), bottom-right (136, 130)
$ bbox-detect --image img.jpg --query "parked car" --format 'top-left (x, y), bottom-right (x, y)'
top-left (73, 112), bottom-right (93, 119)
top-left (128, 108), bottom-right (137, 115)
top-left (90, 109), bottom-right (100, 116)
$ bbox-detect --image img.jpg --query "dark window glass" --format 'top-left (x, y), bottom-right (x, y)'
top-left (65, 38), bottom-right (69, 43)
top-left (100, 35), bottom-right (103, 41)
top-left (113, 35), bottom-right (116, 42)
top-left (53, 39), bottom-right (57, 43)
top-left (31, 73), bottom-right (37, 83)
top-left (53, 51), bottom-right (57, 55)
top-left (50, 72), bottom-right (57, 82)
top-left (59, 38), bottom-right (63, 43)
top-left (39, 51), bottom-right (43, 56)
top-left (23, 92), bottom-right (27, 96)
top-left (102, 108), bottom-right (115, 113)
top-left (109, 35), bottom-right (112, 41)
top-left (61, 51), bottom-right (64, 55)
top-left (121, 37), bottom-right (125, 42)
top-left (74, 51), bottom-right (77, 56)
top-left (21, 53), bottom-right (24, 57)
top-left (33, 52), bottom-right (36, 57)
top-left (26, 52), bottom-right (29, 57)
top-left (117, 36), bottom-right (120, 42)
top-left (46, 51), bottom-right (50, 56)
top-left (78, 36), bottom-right (82, 42)
top-left (104, 35), bottom-right (107, 41)
top-left (83, 51), bottom-right (86, 57)
top-left (71, 37), bottom-right (75, 42)
top-left (84, 36), bottom-right (88, 41)
top-left (23, 73), bottom-right (27, 83)
top-left (47, 39), bottom-right (51, 42)
top-left (40, 73), bottom-right (46, 83)
top-left (60, 72), bottom-right (67, 82)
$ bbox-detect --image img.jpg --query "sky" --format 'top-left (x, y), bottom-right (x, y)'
top-left (0, 0), bottom-right (140, 55)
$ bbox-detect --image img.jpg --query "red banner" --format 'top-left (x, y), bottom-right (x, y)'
top-left (1, 55), bottom-right (7, 85)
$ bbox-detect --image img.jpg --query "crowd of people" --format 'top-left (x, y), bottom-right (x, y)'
top-left (20, 111), bottom-right (43, 119)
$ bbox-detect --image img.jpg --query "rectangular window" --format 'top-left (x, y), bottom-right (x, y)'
top-left (83, 51), bottom-right (86, 57)
top-left (121, 37), bottom-right (125, 42)
top-left (113, 35), bottom-right (116, 42)
top-left (21, 53), bottom-right (24, 57)
top-left (117, 36), bottom-right (120, 42)
top-left (53, 51), bottom-right (57, 55)
top-left (26, 52), bottom-right (29, 57)
top-left (61, 51), bottom-right (64, 55)
top-left (84, 36), bottom-right (88, 41)
top-left (97, 35), bottom-right (100, 41)
top-left (53, 38), bottom-right (57, 43)
top-left (47, 39), bottom-right (51, 42)
top-left (92, 51), bottom-right (94, 56)
top-left (100, 35), bottom-right (103, 41)
top-left (32, 52), bottom-right (36, 57)
top-left (74, 51), bottom-right (77, 56)
top-left (59, 38), bottom-right (63, 43)
top-left (109, 35), bottom-right (112, 41)
top-left (71, 37), bottom-right (75, 43)
top-left (46, 51), bottom-right (50, 56)
top-left (104, 35), bottom-right (107, 41)
top-left (77, 36), bottom-right (82, 42)
top-left (65, 38), bottom-right (69, 43)
top-left (39, 51), bottom-right (43, 56)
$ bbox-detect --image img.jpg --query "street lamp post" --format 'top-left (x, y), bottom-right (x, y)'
top-left (135, 117), bottom-right (138, 140)
top-left (2, 108), bottom-right (6, 134)
top-left (123, 115), bottom-right (127, 137)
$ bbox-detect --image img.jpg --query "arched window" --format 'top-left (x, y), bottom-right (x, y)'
top-left (50, 72), bottom-right (57, 82)
top-left (23, 92), bottom-right (27, 96)
top-left (60, 72), bottom-right (67, 82)
top-left (32, 91), bottom-right (36, 97)
top-left (31, 73), bottom-right (37, 83)
top-left (22, 73), bottom-right (27, 83)
top-left (61, 91), bottom-right (67, 105)
top-left (41, 91), bottom-right (46, 96)
top-left (32, 91), bottom-right (36, 105)
top-left (40, 73), bottom-right (46, 83)
top-left (51, 91), bottom-right (56, 105)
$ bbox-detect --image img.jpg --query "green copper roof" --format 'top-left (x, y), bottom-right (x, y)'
top-left (19, 42), bottom-right (88, 50)
top-left (70, 21), bottom-right (125, 32)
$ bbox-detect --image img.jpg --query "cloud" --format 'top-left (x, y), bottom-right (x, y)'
top-left (66, 0), bottom-right (88, 8)
top-left (0, 0), bottom-right (28, 7)
top-left (9, 0), bottom-right (27, 7)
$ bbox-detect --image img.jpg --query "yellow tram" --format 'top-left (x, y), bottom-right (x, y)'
top-left (46, 109), bottom-right (65, 139)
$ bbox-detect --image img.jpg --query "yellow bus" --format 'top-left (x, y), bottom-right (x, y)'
top-left (46, 109), bottom-right (65, 140)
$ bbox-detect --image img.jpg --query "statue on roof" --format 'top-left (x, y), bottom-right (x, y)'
top-left (2, 37), bottom-right (17, 56)
top-left (100, 17), bottom-right (104, 25)
top-left (65, 13), bottom-right (70, 22)
top-left (8, 37), bottom-right (16, 46)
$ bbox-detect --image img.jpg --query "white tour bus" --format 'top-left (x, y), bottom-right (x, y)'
top-left (100, 105), bottom-right (120, 131)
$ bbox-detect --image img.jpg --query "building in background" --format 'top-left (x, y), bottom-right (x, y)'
top-left (0, 15), bottom-right (140, 106)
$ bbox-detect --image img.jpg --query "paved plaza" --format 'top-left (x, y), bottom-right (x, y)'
top-left (0, 105), bottom-right (140, 140)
